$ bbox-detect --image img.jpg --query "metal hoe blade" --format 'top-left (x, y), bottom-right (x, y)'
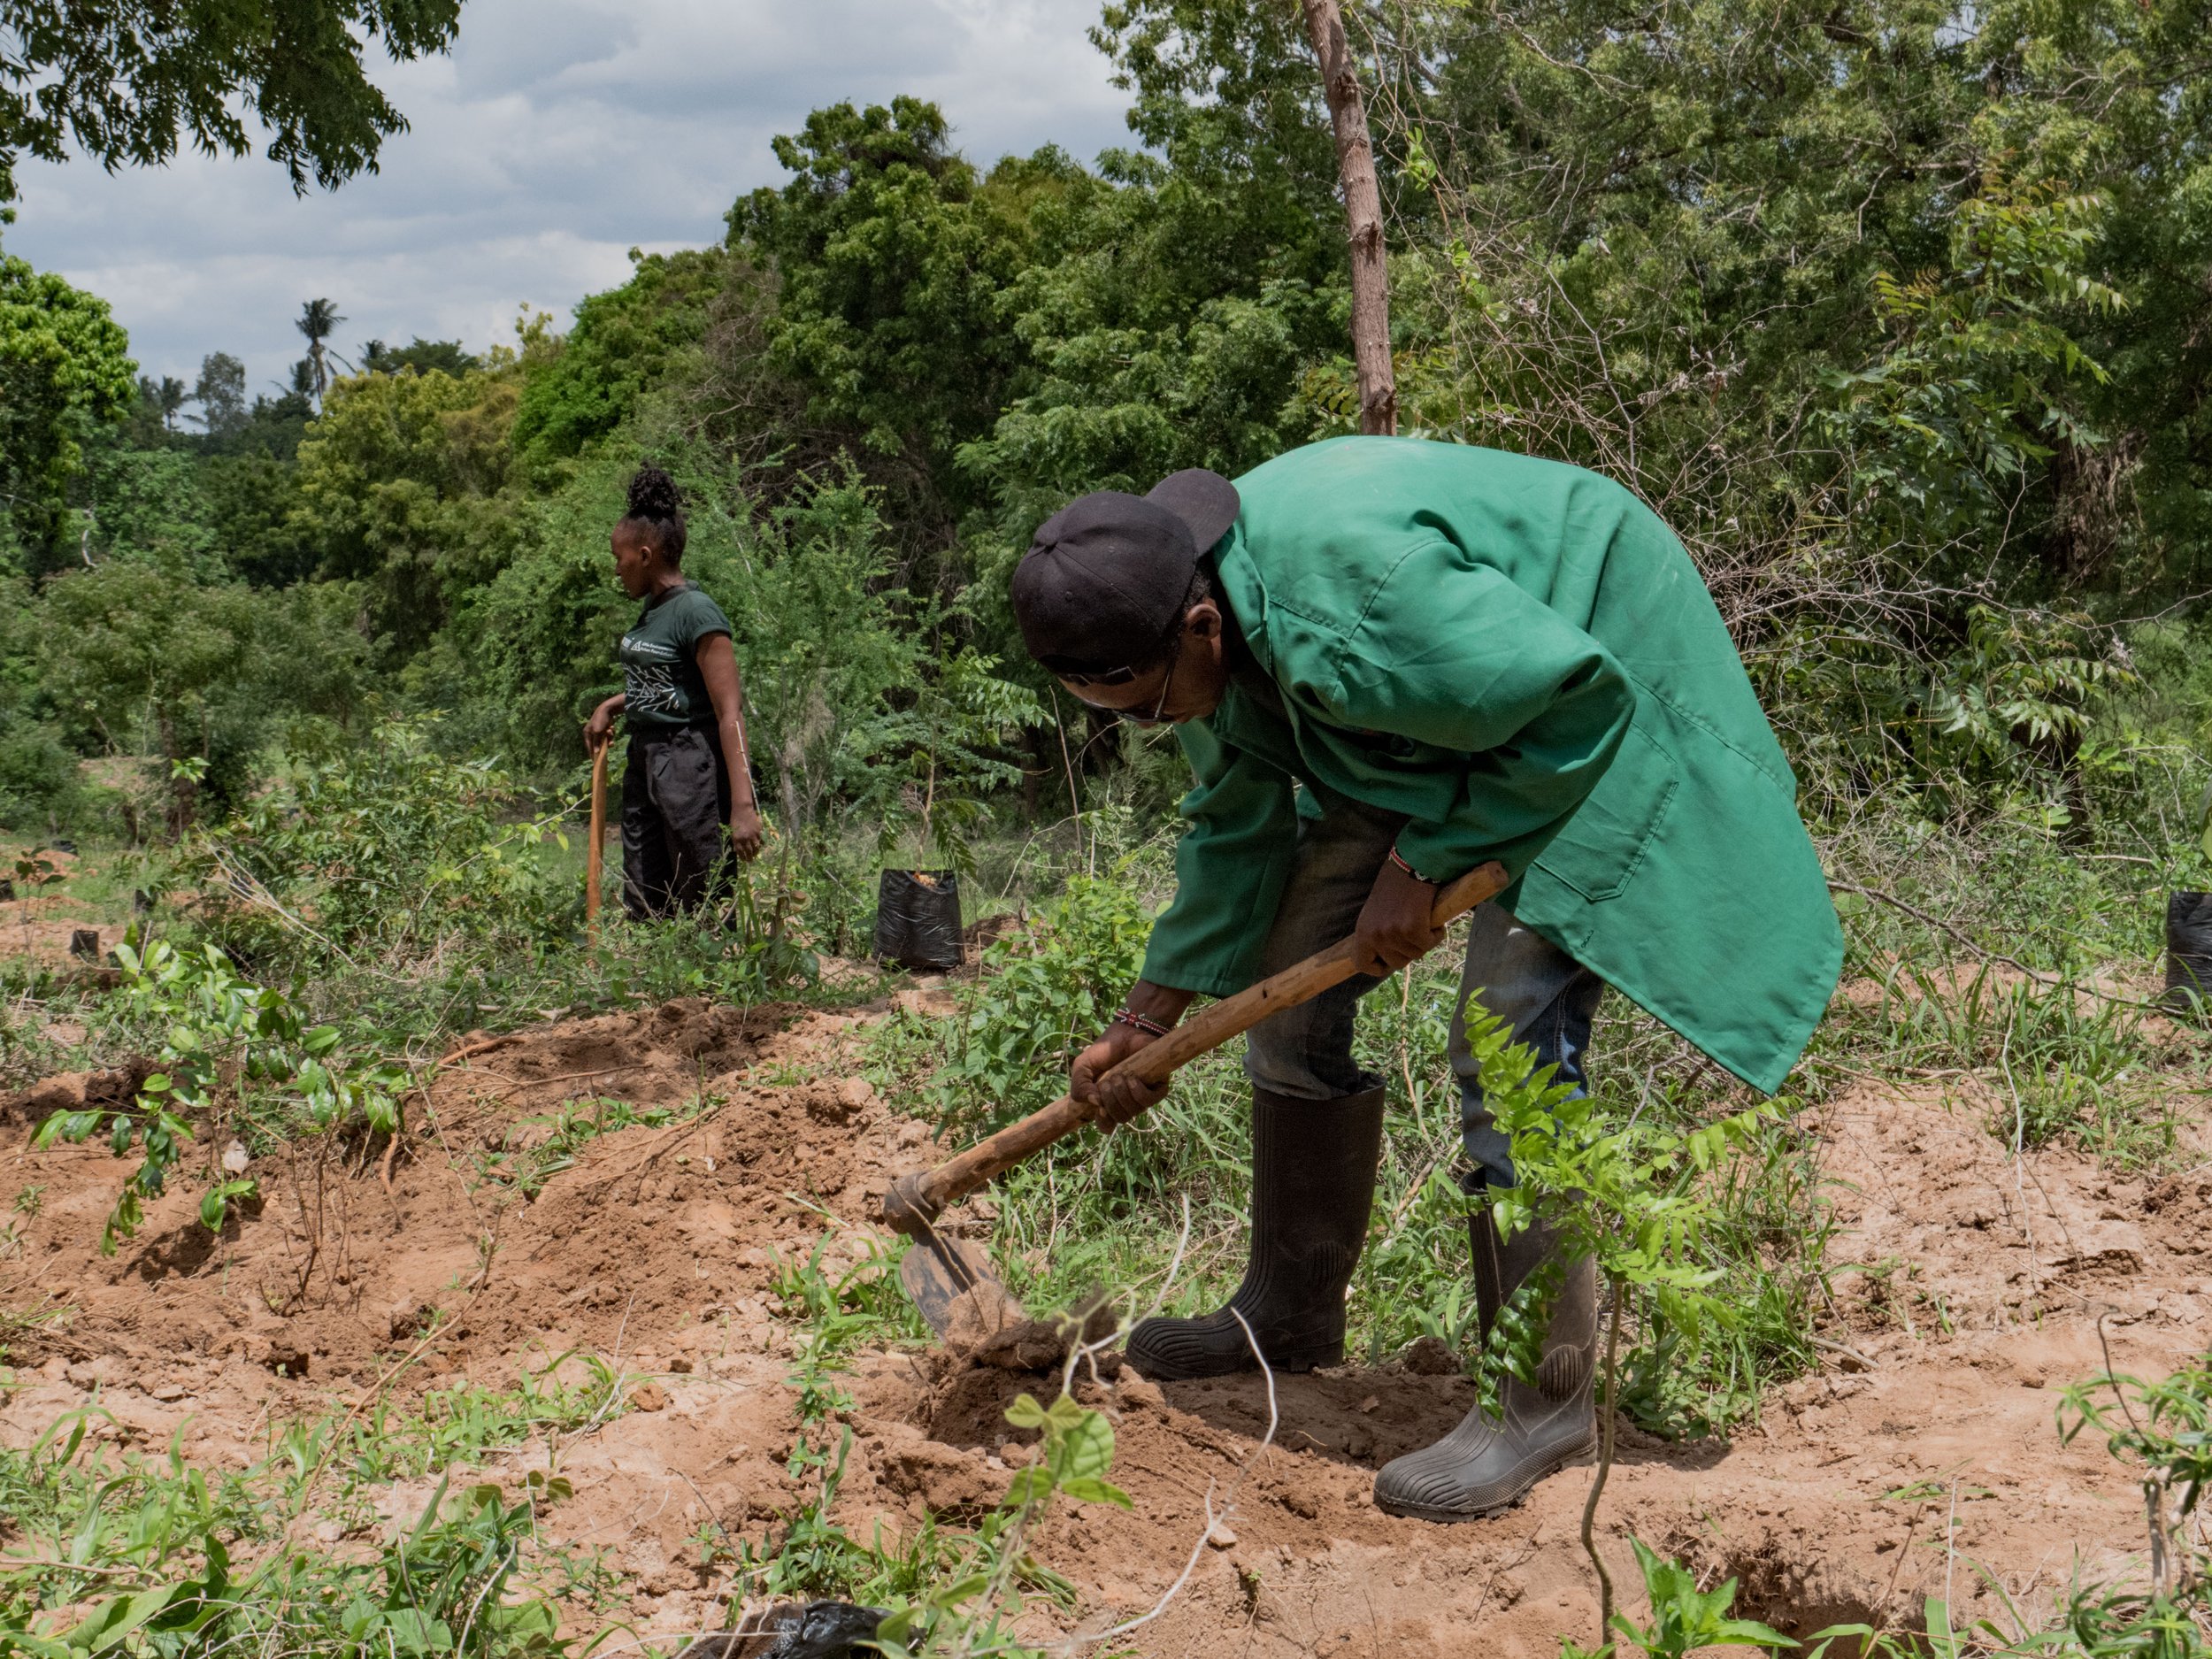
top-left (899, 1232), bottom-right (1023, 1339)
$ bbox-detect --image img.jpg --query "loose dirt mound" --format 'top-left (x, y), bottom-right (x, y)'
top-left (4, 1003), bottom-right (2208, 1653)
top-left (0, 999), bottom-right (945, 1391)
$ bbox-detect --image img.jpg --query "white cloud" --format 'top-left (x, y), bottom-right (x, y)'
top-left (4, 0), bottom-right (1128, 389)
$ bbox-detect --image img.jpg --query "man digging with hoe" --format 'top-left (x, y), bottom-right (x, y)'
top-left (1010, 435), bottom-right (1842, 1522)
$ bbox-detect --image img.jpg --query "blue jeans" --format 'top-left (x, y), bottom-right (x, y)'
top-left (1241, 796), bottom-right (1605, 1188)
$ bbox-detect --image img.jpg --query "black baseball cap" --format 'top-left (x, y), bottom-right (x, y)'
top-left (1010, 469), bottom-right (1242, 675)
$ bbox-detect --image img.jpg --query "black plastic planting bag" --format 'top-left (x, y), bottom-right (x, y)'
top-left (874, 869), bottom-right (963, 971)
top-left (676, 1601), bottom-right (885, 1659)
top-left (2166, 891), bottom-right (2212, 1013)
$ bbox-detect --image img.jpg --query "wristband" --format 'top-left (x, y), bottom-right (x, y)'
top-left (1112, 1007), bottom-right (1173, 1039)
top-left (1387, 846), bottom-right (1433, 884)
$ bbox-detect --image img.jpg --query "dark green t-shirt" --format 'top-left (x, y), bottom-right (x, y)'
top-left (620, 583), bottom-right (731, 731)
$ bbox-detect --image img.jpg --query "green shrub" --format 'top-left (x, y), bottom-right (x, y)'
top-left (197, 718), bottom-right (569, 963)
top-left (0, 716), bottom-right (77, 830)
top-left (35, 936), bottom-right (403, 1252)
top-left (930, 870), bottom-right (1153, 1129)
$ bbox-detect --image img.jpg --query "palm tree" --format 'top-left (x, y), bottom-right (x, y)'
top-left (139, 374), bottom-right (188, 430)
top-left (295, 298), bottom-right (349, 406)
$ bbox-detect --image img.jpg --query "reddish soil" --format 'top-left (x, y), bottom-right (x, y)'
top-left (0, 892), bottom-right (126, 971)
top-left (3, 998), bottom-right (2208, 1656)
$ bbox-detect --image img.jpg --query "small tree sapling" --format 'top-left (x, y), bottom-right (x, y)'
top-left (1458, 998), bottom-right (1781, 1645)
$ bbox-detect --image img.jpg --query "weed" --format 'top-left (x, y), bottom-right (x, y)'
top-left (480, 1095), bottom-right (700, 1198)
top-left (769, 1230), bottom-right (928, 1371)
top-left (1571, 1535), bottom-right (1794, 1659)
top-left (2058, 1349), bottom-right (2212, 1601)
top-left (928, 870), bottom-right (1153, 1130)
top-left (725, 1225), bottom-right (1119, 1653)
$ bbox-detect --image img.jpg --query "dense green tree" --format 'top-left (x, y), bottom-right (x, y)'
top-left (77, 442), bottom-right (223, 577)
top-left (0, 235), bottom-right (135, 568)
top-left (40, 562), bottom-right (367, 830)
top-left (202, 452), bottom-right (312, 587)
top-left (211, 388), bottom-right (316, 462)
top-left (138, 373), bottom-right (188, 431)
top-left (1340, 0), bottom-right (2212, 598)
top-left (728, 99), bottom-right (1043, 544)
top-left (511, 250), bottom-right (730, 482)
top-left (0, 0), bottom-right (465, 201)
top-left (361, 336), bottom-right (480, 377)
top-left (189, 352), bottom-right (248, 439)
top-left (290, 354), bottom-right (526, 649)
top-left (0, 574), bottom-right (75, 827)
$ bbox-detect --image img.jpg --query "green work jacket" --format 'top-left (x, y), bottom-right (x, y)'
top-left (1141, 436), bottom-right (1841, 1094)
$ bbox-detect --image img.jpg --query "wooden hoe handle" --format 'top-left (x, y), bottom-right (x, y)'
top-left (881, 860), bottom-right (1509, 1234)
top-left (584, 744), bottom-right (610, 941)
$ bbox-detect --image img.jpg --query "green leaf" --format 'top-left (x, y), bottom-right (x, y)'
top-left (1058, 1474), bottom-right (1133, 1508)
top-left (62, 1583), bottom-right (183, 1654)
top-left (1714, 1619), bottom-right (1798, 1648)
top-left (873, 1609), bottom-right (918, 1647)
top-left (1002, 1393), bottom-right (1048, 1429)
top-left (1055, 1403), bottom-right (1117, 1482)
top-left (33, 1110), bottom-right (90, 1149)
top-left (382, 1609), bottom-right (455, 1656)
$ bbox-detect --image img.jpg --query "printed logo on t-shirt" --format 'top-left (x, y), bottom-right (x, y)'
top-left (626, 660), bottom-right (683, 718)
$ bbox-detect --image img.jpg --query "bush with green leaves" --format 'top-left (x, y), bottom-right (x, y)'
top-left (871, 649), bottom-right (1044, 875)
top-left (1566, 1536), bottom-right (1795, 1659)
top-left (929, 870), bottom-right (1154, 1129)
top-left (2059, 1352), bottom-right (2212, 1606)
top-left (35, 936), bottom-right (403, 1253)
top-left (197, 718), bottom-right (569, 964)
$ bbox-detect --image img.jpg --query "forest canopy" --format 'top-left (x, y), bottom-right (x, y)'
top-left (4, 0), bottom-right (2210, 865)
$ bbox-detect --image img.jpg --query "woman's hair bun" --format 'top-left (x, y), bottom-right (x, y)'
top-left (625, 465), bottom-right (684, 524)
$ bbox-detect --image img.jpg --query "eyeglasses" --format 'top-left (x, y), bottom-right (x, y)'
top-left (1066, 627), bottom-right (1183, 726)
top-left (1055, 664), bottom-right (1144, 688)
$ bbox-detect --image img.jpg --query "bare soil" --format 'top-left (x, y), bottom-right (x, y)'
top-left (4, 997), bottom-right (2208, 1656)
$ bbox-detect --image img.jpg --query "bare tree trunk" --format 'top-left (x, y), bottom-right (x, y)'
top-left (1300, 0), bottom-right (1396, 436)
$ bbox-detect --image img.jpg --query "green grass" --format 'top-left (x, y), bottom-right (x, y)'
top-left (0, 1364), bottom-right (634, 1659)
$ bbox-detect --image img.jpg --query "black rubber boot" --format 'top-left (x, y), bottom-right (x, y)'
top-left (1371, 1198), bottom-right (1598, 1520)
top-left (1125, 1085), bottom-right (1386, 1381)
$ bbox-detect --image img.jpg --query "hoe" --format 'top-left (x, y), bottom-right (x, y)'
top-left (880, 860), bottom-right (1509, 1338)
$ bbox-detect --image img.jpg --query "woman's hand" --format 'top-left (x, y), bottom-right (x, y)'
top-left (728, 802), bottom-right (765, 861)
top-left (582, 697), bottom-right (621, 756)
top-left (1351, 855), bottom-right (1447, 976)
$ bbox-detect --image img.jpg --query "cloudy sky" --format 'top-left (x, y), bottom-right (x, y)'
top-left (4, 0), bottom-right (1129, 393)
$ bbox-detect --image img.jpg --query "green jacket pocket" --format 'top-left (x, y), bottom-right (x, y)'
top-left (1532, 721), bottom-right (1678, 902)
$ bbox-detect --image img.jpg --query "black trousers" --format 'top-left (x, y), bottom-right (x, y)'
top-left (621, 726), bottom-right (732, 919)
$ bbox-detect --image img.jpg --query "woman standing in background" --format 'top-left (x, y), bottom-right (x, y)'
top-left (583, 466), bottom-right (764, 917)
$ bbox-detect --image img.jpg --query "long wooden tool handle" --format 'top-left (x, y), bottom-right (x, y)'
top-left (584, 745), bottom-right (610, 940)
top-left (883, 859), bottom-right (1509, 1232)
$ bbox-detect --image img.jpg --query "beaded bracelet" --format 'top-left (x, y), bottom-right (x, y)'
top-left (1387, 846), bottom-right (1433, 883)
top-left (1112, 1007), bottom-right (1174, 1038)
